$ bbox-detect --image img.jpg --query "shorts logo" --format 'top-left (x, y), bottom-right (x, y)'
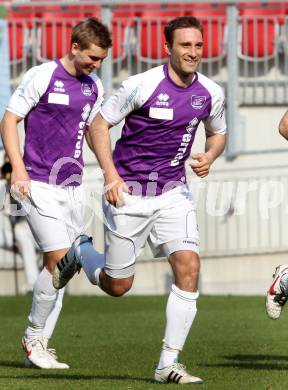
top-left (191, 95), bottom-right (206, 109)
top-left (81, 83), bottom-right (94, 96)
top-left (182, 239), bottom-right (199, 246)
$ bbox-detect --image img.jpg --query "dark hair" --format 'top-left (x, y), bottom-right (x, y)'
top-left (1, 161), bottom-right (12, 180)
top-left (164, 16), bottom-right (203, 47)
top-left (71, 17), bottom-right (112, 50)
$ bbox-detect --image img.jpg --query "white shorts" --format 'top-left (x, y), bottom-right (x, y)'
top-left (19, 180), bottom-right (86, 252)
top-left (103, 185), bottom-right (199, 279)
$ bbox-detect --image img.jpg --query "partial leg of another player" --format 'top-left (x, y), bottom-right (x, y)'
top-left (14, 220), bottom-right (39, 293)
top-left (23, 287), bottom-right (67, 369)
top-left (154, 250), bottom-right (203, 385)
top-left (266, 265), bottom-right (288, 319)
top-left (22, 249), bottom-right (69, 369)
top-left (21, 180), bottom-right (87, 368)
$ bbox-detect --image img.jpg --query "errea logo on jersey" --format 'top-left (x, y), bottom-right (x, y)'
top-left (54, 80), bottom-right (65, 93)
top-left (156, 93), bottom-right (170, 107)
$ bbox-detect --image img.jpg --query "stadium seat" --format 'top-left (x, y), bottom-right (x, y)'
top-left (185, 4), bottom-right (227, 61)
top-left (7, 5), bottom-right (36, 27)
top-left (111, 6), bottom-right (138, 62)
top-left (240, 18), bottom-right (277, 59)
top-left (112, 11), bottom-right (135, 62)
top-left (239, 3), bottom-right (282, 59)
top-left (36, 10), bottom-right (129, 62)
top-left (8, 21), bottom-right (26, 61)
top-left (239, 2), bottom-right (286, 24)
top-left (127, 3), bottom-right (163, 17)
top-left (7, 6), bottom-right (35, 62)
top-left (136, 11), bottom-right (184, 62)
top-left (36, 20), bottom-right (75, 61)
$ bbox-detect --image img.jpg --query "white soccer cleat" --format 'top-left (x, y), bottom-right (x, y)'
top-left (154, 363), bottom-right (203, 384)
top-left (22, 337), bottom-right (52, 369)
top-left (266, 264), bottom-right (288, 320)
top-left (22, 337), bottom-right (69, 369)
top-left (45, 347), bottom-right (69, 369)
top-left (53, 234), bottom-right (92, 289)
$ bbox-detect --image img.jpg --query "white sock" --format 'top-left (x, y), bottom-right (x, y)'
top-left (78, 241), bottom-right (105, 285)
top-left (280, 272), bottom-right (288, 294)
top-left (157, 284), bottom-right (199, 369)
top-left (43, 287), bottom-right (65, 339)
top-left (25, 267), bottom-right (58, 339)
top-left (14, 222), bottom-right (39, 289)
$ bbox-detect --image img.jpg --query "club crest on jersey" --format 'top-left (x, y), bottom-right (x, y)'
top-left (54, 80), bottom-right (65, 93)
top-left (81, 83), bottom-right (94, 96)
top-left (156, 93), bottom-right (170, 107)
top-left (191, 95), bottom-right (206, 109)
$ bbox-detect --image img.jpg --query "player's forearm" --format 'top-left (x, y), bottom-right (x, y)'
top-left (0, 112), bottom-right (25, 170)
top-left (94, 131), bottom-right (118, 179)
top-left (88, 118), bottom-right (119, 179)
top-left (205, 134), bottom-right (226, 163)
top-left (279, 111), bottom-right (288, 140)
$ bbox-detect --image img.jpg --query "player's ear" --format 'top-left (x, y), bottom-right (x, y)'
top-left (165, 41), bottom-right (172, 56)
top-left (71, 42), bottom-right (79, 55)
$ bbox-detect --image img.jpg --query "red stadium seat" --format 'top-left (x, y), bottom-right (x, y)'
top-left (7, 6), bottom-right (35, 61)
top-left (37, 11), bottom-right (128, 62)
top-left (185, 5), bottom-right (226, 61)
top-left (8, 21), bottom-right (25, 61)
top-left (137, 11), bottom-right (184, 62)
top-left (7, 5), bottom-right (36, 26)
top-left (239, 3), bottom-right (282, 59)
top-left (36, 20), bottom-right (75, 61)
top-left (239, 2), bottom-right (286, 24)
top-left (36, 4), bottom-right (101, 61)
top-left (112, 7), bottom-right (137, 61)
top-left (126, 3), bottom-right (163, 17)
top-left (240, 18), bottom-right (277, 59)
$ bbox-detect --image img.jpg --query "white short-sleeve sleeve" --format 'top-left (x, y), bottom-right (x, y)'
top-left (86, 78), bottom-right (104, 126)
top-left (100, 75), bottom-right (144, 126)
top-left (203, 87), bottom-right (227, 136)
top-left (7, 62), bottom-right (57, 118)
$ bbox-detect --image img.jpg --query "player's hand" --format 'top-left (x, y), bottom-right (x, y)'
top-left (104, 173), bottom-right (130, 207)
top-left (190, 153), bottom-right (213, 178)
top-left (10, 168), bottom-right (31, 200)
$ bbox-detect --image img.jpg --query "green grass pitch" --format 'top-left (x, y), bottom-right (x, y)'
top-left (0, 295), bottom-right (287, 389)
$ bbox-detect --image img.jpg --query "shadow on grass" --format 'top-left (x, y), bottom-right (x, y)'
top-left (200, 354), bottom-right (288, 370)
top-left (0, 361), bottom-right (24, 368)
top-left (224, 355), bottom-right (288, 362)
top-left (0, 363), bottom-right (154, 383)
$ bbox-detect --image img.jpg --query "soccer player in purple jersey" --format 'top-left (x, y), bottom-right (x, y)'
top-left (266, 111), bottom-right (288, 320)
top-left (0, 17), bottom-right (111, 369)
top-left (53, 16), bottom-right (226, 383)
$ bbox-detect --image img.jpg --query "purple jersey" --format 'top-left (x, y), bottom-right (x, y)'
top-left (7, 60), bottom-right (104, 186)
top-left (101, 65), bottom-right (226, 196)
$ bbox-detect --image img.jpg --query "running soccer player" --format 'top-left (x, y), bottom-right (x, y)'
top-left (0, 17), bottom-right (111, 369)
top-left (266, 111), bottom-right (288, 320)
top-left (53, 16), bottom-right (226, 383)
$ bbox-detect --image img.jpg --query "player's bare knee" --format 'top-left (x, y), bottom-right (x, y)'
top-left (44, 262), bottom-right (55, 274)
top-left (105, 277), bottom-right (133, 297)
top-left (44, 259), bottom-right (60, 273)
top-left (43, 248), bottom-right (69, 274)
